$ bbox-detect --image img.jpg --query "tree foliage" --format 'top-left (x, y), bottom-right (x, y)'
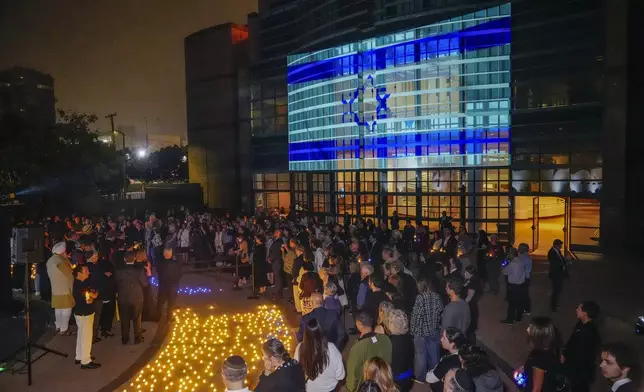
top-left (0, 109), bottom-right (123, 196)
top-left (127, 145), bottom-right (187, 183)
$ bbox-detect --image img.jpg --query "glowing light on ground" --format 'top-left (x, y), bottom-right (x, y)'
top-left (149, 277), bottom-right (212, 295)
top-left (122, 305), bottom-right (292, 392)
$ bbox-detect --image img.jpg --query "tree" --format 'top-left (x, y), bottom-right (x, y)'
top-left (126, 145), bottom-right (188, 183)
top-left (0, 109), bottom-right (123, 197)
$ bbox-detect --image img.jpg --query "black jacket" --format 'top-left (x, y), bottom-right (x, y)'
top-left (73, 279), bottom-right (95, 316)
top-left (390, 334), bottom-right (415, 392)
top-left (115, 264), bottom-right (148, 304)
top-left (547, 247), bottom-right (568, 279)
top-left (297, 306), bottom-right (347, 348)
top-left (255, 359), bottom-right (306, 392)
top-left (563, 320), bottom-right (601, 382)
top-left (268, 238), bottom-right (283, 264)
top-left (364, 290), bottom-right (390, 322)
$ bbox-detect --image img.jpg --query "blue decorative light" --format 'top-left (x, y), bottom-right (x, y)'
top-left (149, 277), bottom-right (213, 295)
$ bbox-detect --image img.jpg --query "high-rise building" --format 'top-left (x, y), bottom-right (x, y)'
top-left (246, 0), bottom-right (635, 256)
top-left (0, 66), bottom-right (55, 125)
top-left (184, 23), bottom-right (252, 211)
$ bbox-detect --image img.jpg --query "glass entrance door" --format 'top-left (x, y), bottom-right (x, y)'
top-left (532, 197), bottom-right (540, 251)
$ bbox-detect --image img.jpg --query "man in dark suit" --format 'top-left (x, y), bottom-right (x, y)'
top-left (297, 292), bottom-right (346, 349)
top-left (268, 229), bottom-right (284, 299)
top-left (115, 251), bottom-right (148, 345)
top-left (600, 343), bottom-right (639, 392)
top-left (547, 239), bottom-right (568, 312)
top-left (441, 227), bottom-right (458, 261)
top-left (563, 301), bottom-right (601, 392)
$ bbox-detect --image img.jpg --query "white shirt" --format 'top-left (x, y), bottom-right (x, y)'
top-left (225, 388), bottom-right (250, 392)
top-left (314, 248), bottom-right (325, 272)
top-left (294, 341), bottom-right (345, 392)
top-left (612, 378), bottom-right (633, 392)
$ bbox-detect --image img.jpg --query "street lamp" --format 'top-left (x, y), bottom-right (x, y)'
top-left (137, 148), bottom-right (147, 159)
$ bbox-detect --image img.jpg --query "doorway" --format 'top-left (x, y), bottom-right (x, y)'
top-left (514, 196), bottom-right (567, 256)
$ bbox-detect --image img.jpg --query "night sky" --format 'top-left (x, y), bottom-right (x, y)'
top-left (0, 0), bottom-right (256, 138)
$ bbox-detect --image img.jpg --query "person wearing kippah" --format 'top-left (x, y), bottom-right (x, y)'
top-left (221, 355), bottom-right (249, 392)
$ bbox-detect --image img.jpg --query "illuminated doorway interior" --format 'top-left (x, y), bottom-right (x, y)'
top-left (514, 196), bottom-right (566, 256)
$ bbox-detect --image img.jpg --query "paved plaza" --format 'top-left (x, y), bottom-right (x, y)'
top-left (1, 256), bottom-right (642, 392)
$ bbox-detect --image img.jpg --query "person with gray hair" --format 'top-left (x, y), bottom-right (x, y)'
top-left (357, 263), bottom-right (374, 310)
top-left (47, 241), bottom-right (75, 335)
top-left (221, 355), bottom-right (249, 392)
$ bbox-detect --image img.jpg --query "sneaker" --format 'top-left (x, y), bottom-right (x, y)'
top-left (134, 337), bottom-right (144, 345)
top-left (35, 291), bottom-right (40, 297)
top-left (101, 330), bottom-right (114, 338)
top-left (500, 319), bottom-right (515, 325)
top-left (81, 362), bottom-right (102, 369)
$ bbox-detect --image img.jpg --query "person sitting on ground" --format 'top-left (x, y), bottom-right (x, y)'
top-left (346, 312), bottom-right (393, 392)
top-left (294, 318), bottom-right (346, 392)
top-left (323, 281), bottom-right (342, 318)
top-left (297, 292), bottom-right (346, 349)
top-left (426, 327), bottom-right (468, 392)
top-left (363, 357), bottom-right (399, 392)
top-left (458, 345), bottom-right (502, 392)
top-left (600, 342), bottom-right (640, 392)
top-left (385, 309), bottom-right (414, 392)
top-left (255, 338), bottom-right (306, 392)
top-left (221, 355), bottom-right (249, 392)
top-left (442, 278), bottom-right (471, 336)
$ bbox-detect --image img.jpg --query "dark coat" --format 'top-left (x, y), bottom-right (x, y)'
top-left (564, 320), bottom-right (601, 383)
top-left (364, 290), bottom-right (390, 322)
top-left (255, 359), bottom-right (306, 392)
top-left (268, 238), bottom-right (283, 264)
top-left (390, 334), bottom-right (415, 392)
top-left (115, 264), bottom-right (148, 304)
top-left (547, 247), bottom-right (568, 279)
top-left (297, 307), bottom-right (347, 349)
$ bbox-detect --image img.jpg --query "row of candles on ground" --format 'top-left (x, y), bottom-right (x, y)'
top-left (121, 305), bottom-right (292, 392)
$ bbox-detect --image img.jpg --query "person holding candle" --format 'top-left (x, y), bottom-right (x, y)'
top-left (256, 338), bottom-right (306, 392)
top-left (116, 250), bottom-right (149, 345)
top-left (72, 264), bottom-right (101, 369)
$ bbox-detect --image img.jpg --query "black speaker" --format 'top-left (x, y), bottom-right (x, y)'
top-left (0, 206), bottom-right (13, 313)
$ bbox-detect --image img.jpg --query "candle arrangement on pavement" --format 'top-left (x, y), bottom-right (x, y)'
top-left (122, 305), bottom-right (292, 392)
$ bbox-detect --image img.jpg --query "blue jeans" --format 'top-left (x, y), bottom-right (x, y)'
top-left (414, 334), bottom-right (441, 381)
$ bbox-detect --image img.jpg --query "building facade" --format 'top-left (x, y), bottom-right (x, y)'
top-left (185, 23), bottom-right (252, 211)
top-left (0, 66), bottom-right (55, 125)
top-left (246, 0), bottom-right (635, 256)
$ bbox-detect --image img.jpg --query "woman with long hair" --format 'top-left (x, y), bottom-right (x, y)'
top-left (374, 301), bottom-right (394, 334)
top-left (294, 318), bottom-right (345, 392)
top-left (458, 345), bottom-right (502, 392)
top-left (515, 317), bottom-right (563, 392)
top-left (256, 338), bottom-right (306, 392)
top-left (363, 357), bottom-right (399, 392)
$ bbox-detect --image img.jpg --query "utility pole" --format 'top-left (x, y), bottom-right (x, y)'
top-left (105, 113), bottom-right (117, 149)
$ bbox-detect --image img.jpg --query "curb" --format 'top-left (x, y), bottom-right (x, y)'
top-left (97, 321), bottom-right (170, 392)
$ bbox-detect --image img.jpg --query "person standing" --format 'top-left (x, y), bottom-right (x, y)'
top-left (346, 312), bottom-right (393, 392)
top-left (156, 226), bottom-right (181, 323)
top-left (411, 277), bottom-right (444, 379)
top-left (516, 317), bottom-right (562, 392)
top-left (72, 264), bottom-right (101, 369)
top-left (47, 242), bottom-right (75, 336)
top-left (425, 327), bottom-right (468, 392)
top-left (297, 293), bottom-right (346, 349)
top-left (294, 318), bottom-right (346, 392)
top-left (517, 243), bottom-right (532, 315)
top-left (363, 275), bottom-right (391, 323)
top-left (268, 229), bottom-right (285, 300)
top-left (442, 278), bottom-right (471, 336)
top-left (116, 251), bottom-right (148, 345)
top-left (486, 235), bottom-right (504, 295)
top-left (85, 250), bottom-right (105, 342)
top-left (501, 247), bottom-right (526, 325)
top-left (599, 343), bottom-right (639, 392)
top-left (548, 239), bottom-right (568, 312)
top-left (562, 301), bottom-right (602, 392)
top-left (252, 234), bottom-right (269, 295)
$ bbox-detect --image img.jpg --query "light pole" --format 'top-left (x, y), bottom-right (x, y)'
top-left (113, 129), bottom-right (127, 197)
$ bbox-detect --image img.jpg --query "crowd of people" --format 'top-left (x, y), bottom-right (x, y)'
top-left (29, 209), bottom-right (640, 391)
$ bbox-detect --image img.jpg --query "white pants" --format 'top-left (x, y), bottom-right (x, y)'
top-left (54, 308), bottom-right (72, 332)
top-left (74, 313), bottom-right (95, 365)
